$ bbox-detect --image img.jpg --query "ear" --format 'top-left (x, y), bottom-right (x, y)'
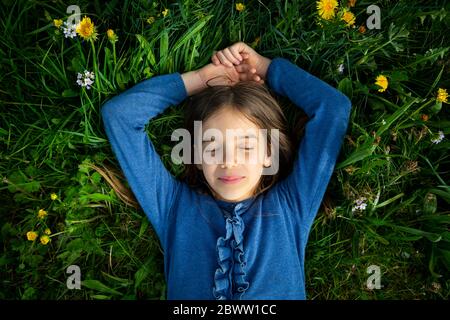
top-left (263, 154), bottom-right (272, 168)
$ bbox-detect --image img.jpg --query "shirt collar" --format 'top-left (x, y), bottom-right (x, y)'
top-left (215, 195), bottom-right (257, 216)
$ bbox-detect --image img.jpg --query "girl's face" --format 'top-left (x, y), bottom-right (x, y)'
top-left (195, 107), bottom-right (272, 202)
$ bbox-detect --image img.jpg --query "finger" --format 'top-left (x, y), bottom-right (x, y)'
top-left (216, 51), bottom-right (233, 67)
top-left (224, 47), bottom-right (243, 63)
top-left (235, 64), bottom-right (256, 73)
top-left (211, 54), bottom-right (220, 65)
top-left (237, 71), bottom-right (257, 82)
top-left (223, 48), bottom-right (241, 65)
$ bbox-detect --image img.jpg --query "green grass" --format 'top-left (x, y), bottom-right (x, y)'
top-left (1, 0), bottom-right (449, 299)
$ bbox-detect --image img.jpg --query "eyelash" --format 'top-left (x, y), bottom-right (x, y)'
top-left (206, 147), bottom-right (254, 152)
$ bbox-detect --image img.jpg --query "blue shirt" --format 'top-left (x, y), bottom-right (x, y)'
top-left (101, 57), bottom-right (352, 300)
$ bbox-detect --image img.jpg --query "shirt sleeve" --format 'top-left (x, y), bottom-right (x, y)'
top-left (266, 57), bottom-right (352, 238)
top-left (100, 72), bottom-right (188, 244)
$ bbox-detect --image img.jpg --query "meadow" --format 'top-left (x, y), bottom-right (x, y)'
top-left (0, 0), bottom-right (449, 299)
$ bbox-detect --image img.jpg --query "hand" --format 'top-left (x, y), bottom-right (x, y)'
top-left (198, 61), bottom-right (265, 87)
top-left (211, 42), bottom-right (272, 82)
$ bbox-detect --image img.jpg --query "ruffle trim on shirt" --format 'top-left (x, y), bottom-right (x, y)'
top-left (212, 214), bottom-right (250, 300)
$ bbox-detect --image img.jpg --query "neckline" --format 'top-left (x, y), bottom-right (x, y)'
top-left (215, 195), bottom-right (257, 215)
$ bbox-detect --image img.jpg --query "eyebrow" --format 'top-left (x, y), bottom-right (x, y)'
top-left (202, 134), bottom-right (257, 143)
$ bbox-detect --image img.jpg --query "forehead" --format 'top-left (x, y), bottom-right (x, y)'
top-left (202, 107), bottom-right (259, 132)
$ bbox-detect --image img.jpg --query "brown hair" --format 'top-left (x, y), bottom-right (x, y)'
top-left (98, 79), bottom-right (311, 209)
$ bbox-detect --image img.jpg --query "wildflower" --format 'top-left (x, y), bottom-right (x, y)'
top-left (76, 70), bottom-right (95, 90)
top-left (337, 64), bottom-right (345, 74)
top-left (348, 0), bottom-right (356, 7)
top-left (375, 75), bottom-right (388, 92)
top-left (236, 3), bottom-right (246, 12)
top-left (430, 131), bottom-right (444, 144)
top-left (317, 0), bottom-right (338, 20)
top-left (50, 193), bottom-right (58, 201)
top-left (147, 16), bottom-right (155, 24)
top-left (358, 25), bottom-right (366, 33)
top-left (341, 9), bottom-right (356, 26)
top-left (421, 114), bottom-right (429, 122)
top-left (107, 29), bottom-right (118, 43)
top-left (436, 88), bottom-right (448, 103)
top-left (431, 282), bottom-right (441, 293)
top-left (162, 8), bottom-right (169, 17)
top-left (62, 21), bottom-right (77, 38)
top-left (76, 16), bottom-right (98, 41)
top-left (351, 196), bottom-right (367, 212)
top-left (53, 19), bottom-right (63, 28)
top-left (381, 119), bottom-right (386, 125)
top-left (40, 235), bottom-right (50, 245)
top-left (37, 209), bottom-right (47, 219)
top-left (44, 228), bottom-right (52, 235)
top-left (26, 231), bottom-right (38, 241)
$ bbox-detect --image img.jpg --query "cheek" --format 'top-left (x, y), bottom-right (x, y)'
top-left (244, 164), bottom-right (264, 181)
top-left (201, 165), bottom-right (217, 182)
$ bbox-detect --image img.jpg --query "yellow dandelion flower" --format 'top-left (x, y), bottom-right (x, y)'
top-left (162, 8), bottom-right (169, 17)
top-left (37, 209), bottom-right (47, 219)
top-left (76, 16), bottom-right (98, 41)
top-left (348, 0), bottom-right (356, 7)
top-left (50, 193), bottom-right (58, 200)
top-left (40, 235), bottom-right (50, 245)
top-left (236, 3), bottom-right (246, 12)
top-left (341, 9), bottom-right (356, 26)
top-left (53, 19), bottom-right (63, 28)
top-left (147, 16), bottom-right (155, 24)
top-left (26, 231), bottom-right (38, 241)
top-left (107, 29), bottom-right (118, 43)
top-left (375, 75), bottom-right (388, 92)
top-left (436, 88), bottom-right (448, 103)
top-left (44, 228), bottom-right (52, 235)
top-left (317, 0), bottom-right (338, 20)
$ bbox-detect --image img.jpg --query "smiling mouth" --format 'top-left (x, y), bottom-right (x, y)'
top-left (218, 176), bottom-right (245, 184)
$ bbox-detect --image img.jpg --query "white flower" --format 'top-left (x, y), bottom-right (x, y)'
top-left (76, 70), bottom-right (95, 90)
top-left (381, 119), bottom-right (386, 125)
top-left (62, 21), bottom-right (77, 38)
top-left (430, 131), bottom-right (444, 144)
top-left (337, 64), bottom-right (345, 74)
top-left (351, 196), bottom-right (368, 212)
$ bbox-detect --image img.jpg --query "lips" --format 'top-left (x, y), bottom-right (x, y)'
top-left (218, 176), bottom-right (245, 184)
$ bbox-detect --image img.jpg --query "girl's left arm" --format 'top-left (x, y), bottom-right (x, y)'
top-left (266, 58), bottom-right (352, 239)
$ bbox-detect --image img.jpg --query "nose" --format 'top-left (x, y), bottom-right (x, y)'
top-left (221, 144), bottom-right (238, 168)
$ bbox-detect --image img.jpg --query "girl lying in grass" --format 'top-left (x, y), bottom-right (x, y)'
top-left (101, 41), bottom-right (351, 300)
